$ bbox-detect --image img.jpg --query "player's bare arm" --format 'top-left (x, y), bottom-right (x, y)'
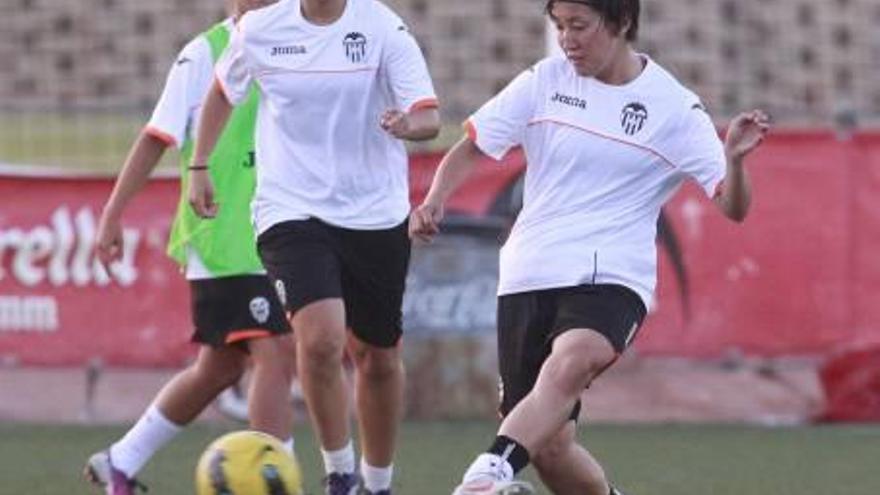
top-left (380, 107), bottom-right (440, 141)
top-left (188, 80), bottom-right (233, 219)
top-left (96, 132), bottom-right (169, 267)
top-left (409, 137), bottom-right (485, 243)
top-left (715, 109), bottom-right (771, 222)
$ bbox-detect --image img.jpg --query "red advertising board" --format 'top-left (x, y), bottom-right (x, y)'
top-left (0, 169), bottom-right (192, 366)
top-left (2, 131), bottom-right (880, 366)
top-left (639, 131), bottom-right (880, 357)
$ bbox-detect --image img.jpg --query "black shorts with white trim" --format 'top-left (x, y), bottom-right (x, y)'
top-left (256, 218), bottom-right (411, 348)
top-left (496, 283), bottom-right (647, 418)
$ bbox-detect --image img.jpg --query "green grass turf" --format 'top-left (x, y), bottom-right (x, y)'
top-left (1, 421), bottom-right (878, 494)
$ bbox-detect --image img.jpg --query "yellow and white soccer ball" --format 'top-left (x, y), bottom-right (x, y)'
top-left (195, 430), bottom-right (303, 495)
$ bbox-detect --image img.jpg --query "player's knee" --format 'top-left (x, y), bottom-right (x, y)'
top-left (299, 333), bottom-right (345, 367)
top-left (194, 356), bottom-right (245, 390)
top-left (352, 346), bottom-right (401, 381)
top-left (543, 351), bottom-right (606, 394)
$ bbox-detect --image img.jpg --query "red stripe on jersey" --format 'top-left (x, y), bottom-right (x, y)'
top-left (144, 126), bottom-right (176, 148)
top-left (527, 118), bottom-right (679, 171)
top-left (256, 66), bottom-right (378, 77)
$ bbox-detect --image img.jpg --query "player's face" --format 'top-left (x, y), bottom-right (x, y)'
top-left (550, 2), bottom-right (625, 78)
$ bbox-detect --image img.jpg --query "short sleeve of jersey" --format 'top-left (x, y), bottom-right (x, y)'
top-left (215, 22), bottom-right (254, 106)
top-left (467, 67), bottom-right (538, 161)
top-left (670, 102), bottom-right (726, 197)
top-left (146, 38), bottom-right (213, 149)
top-left (381, 20), bottom-right (438, 112)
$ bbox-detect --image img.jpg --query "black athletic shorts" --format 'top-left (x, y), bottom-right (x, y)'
top-left (496, 283), bottom-right (647, 419)
top-left (256, 218), bottom-right (411, 348)
top-left (190, 275), bottom-right (291, 348)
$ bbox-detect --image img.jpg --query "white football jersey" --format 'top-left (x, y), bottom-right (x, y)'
top-left (145, 23), bottom-right (222, 150)
top-left (468, 55), bottom-right (726, 308)
top-left (216, 0), bottom-right (438, 233)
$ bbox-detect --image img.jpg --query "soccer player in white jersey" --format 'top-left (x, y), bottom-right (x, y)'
top-left (411, 1), bottom-right (770, 494)
top-left (83, 2), bottom-right (297, 494)
top-left (188, 0), bottom-right (440, 494)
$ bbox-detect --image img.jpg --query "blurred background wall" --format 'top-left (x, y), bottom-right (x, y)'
top-left (1, 0), bottom-right (878, 168)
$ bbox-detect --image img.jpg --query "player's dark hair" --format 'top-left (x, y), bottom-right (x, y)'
top-left (545, 0), bottom-right (640, 42)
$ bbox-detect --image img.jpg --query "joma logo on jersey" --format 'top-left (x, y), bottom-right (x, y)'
top-left (621, 102), bottom-right (648, 135)
top-left (343, 32), bottom-right (367, 63)
top-left (271, 45), bottom-right (306, 56)
top-left (550, 92), bottom-right (587, 110)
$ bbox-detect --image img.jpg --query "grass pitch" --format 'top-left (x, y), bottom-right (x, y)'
top-left (1, 421), bottom-right (878, 494)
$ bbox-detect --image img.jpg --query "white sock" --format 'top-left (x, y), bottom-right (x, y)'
top-left (321, 440), bottom-right (356, 475)
top-left (282, 437), bottom-right (296, 457)
top-left (462, 453), bottom-right (514, 483)
top-left (360, 458), bottom-right (393, 492)
top-left (109, 404), bottom-right (182, 477)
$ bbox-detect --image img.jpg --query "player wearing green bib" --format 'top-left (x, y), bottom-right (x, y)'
top-left (84, 2), bottom-right (294, 494)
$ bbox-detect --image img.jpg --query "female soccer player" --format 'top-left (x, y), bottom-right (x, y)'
top-left (410, 1), bottom-right (770, 494)
top-left (85, 1), bottom-right (295, 493)
top-left (188, 1), bottom-right (440, 493)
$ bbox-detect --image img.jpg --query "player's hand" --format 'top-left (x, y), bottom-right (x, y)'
top-left (409, 201), bottom-right (444, 243)
top-left (94, 213), bottom-right (124, 268)
top-left (725, 109), bottom-right (771, 161)
top-left (188, 169), bottom-right (218, 218)
top-left (380, 109), bottom-right (411, 139)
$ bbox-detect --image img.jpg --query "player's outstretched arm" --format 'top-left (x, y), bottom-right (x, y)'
top-left (95, 132), bottom-right (168, 267)
top-left (380, 107), bottom-right (440, 141)
top-left (714, 109), bottom-right (771, 222)
top-left (188, 80), bottom-right (233, 219)
top-left (409, 136), bottom-right (486, 243)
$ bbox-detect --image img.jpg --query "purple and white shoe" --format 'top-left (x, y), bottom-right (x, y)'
top-left (83, 450), bottom-right (147, 495)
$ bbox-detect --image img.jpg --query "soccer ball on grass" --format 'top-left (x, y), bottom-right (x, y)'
top-left (195, 430), bottom-right (303, 495)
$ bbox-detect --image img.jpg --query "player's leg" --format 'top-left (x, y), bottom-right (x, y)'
top-left (291, 299), bottom-right (352, 450)
top-left (213, 274), bottom-right (297, 445)
top-left (347, 335), bottom-right (404, 494)
top-left (494, 327), bottom-right (616, 460)
top-left (85, 345), bottom-right (247, 493)
top-left (531, 421), bottom-right (609, 495)
top-left (338, 220), bottom-right (410, 495)
top-left (244, 334), bottom-right (296, 442)
top-left (257, 219), bottom-right (359, 494)
top-left (455, 330), bottom-right (613, 494)
top-left (454, 285), bottom-right (645, 494)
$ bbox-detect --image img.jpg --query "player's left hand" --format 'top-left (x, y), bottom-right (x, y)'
top-left (94, 213), bottom-right (124, 269)
top-left (409, 201), bottom-right (444, 244)
top-left (188, 169), bottom-right (218, 218)
top-left (380, 109), bottom-right (411, 139)
top-left (725, 109), bottom-right (771, 160)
